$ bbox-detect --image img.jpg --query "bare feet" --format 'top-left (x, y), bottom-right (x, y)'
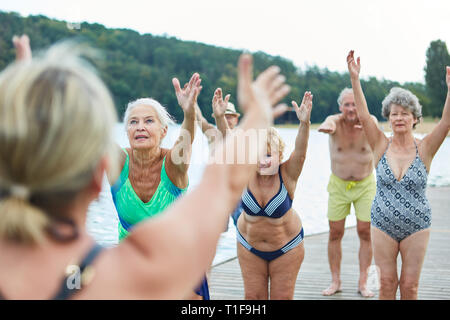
top-left (358, 285), bottom-right (375, 298)
top-left (322, 282), bottom-right (342, 296)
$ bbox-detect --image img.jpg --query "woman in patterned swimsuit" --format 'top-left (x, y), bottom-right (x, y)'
top-left (347, 50), bottom-right (450, 300)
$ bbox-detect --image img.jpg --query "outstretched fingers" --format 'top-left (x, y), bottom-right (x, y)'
top-left (292, 91), bottom-right (313, 123)
top-left (12, 34), bottom-right (32, 61)
top-left (188, 73), bottom-right (199, 89)
top-left (237, 53), bottom-right (291, 124)
top-left (347, 50), bottom-right (361, 76)
top-left (172, 77), bottom-right (182, 95)
top-left (238, 54), bottom-right (254, 102)
top-left (256, 67), bottom-right (290, 106)
top-left (346, 50), bottom-right (355, 64)
top-left (303, 91), bottom-right (313, 110)
top-left (347, 50), bottom-right (361, 66)
top-left (213, 88), bottom-right (223, 103)
top-left (291, 100), bottom-right (300, 113)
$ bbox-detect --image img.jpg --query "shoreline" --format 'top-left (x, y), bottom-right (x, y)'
top-left (276, 118), bottom-right (449, 136)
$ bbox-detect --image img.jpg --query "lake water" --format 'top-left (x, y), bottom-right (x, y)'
top-left (86, 124), bottom-right (450, 266)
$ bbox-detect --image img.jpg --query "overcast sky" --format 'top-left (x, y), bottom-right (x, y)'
top-left (1, 0), bottom-right (449, 84)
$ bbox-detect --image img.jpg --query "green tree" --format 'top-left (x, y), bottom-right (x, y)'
top-left (424, 40), bottom-right (450, 117)
top-left (0, 10), bottom-right (435, 125)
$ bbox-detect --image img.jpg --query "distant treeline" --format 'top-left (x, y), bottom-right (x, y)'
top-left (1, 11), bottom-right (448, 124)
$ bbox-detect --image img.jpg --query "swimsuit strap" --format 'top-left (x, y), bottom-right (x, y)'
top-left (53, 243), bottom-right (104, 300)
top-left (386, 137), bottom-right (393, 151)
top-left (0, 243), bottom-right (104, 300)
top-left (413, 138), bottom-right (419, 156)
top-left (278, 165), bottom-right (284, 184)
top-left (245, 166), bottom-right (284, 208)
top-left (383, 137), bottom-right (418, 159)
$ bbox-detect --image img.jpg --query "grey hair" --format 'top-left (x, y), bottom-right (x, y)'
top-left (337, 88), bottom-right (354, 106)
top-left (123, 98), bottom-right (175, 129)
top-left (381, 87), bottom-right (422, 128)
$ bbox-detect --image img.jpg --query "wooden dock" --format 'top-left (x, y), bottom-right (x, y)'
top-left (209, 186), bottom-right (450, 300)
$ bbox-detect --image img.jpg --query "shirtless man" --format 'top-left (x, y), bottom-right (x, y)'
top-left (318, 88), bottom-right (378, 298)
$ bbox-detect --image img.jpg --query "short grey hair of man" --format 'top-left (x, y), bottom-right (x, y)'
top-left (123, 98), bottom-right (175, 129)
top-left (381, 87), bottom-right (422, 128)
top-left (337, 88), bottom-right (354, 106)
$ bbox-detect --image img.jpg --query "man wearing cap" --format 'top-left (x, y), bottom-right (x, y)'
top-left (318, 87), bottom-right (379, 298)
top-left (195, 88), bottom-right (240, 145)
top-left (196, 88), bottom-right (292, 144)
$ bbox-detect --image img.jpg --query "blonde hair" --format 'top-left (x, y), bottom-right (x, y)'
top-left (266, 127), bottom-right (285, 161)
top-left (0, 42), bottom-right (118, 244)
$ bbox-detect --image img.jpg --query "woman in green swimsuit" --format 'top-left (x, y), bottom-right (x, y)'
top-left (108, 74), bottom-right (207, 298)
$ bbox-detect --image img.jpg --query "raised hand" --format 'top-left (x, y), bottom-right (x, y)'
top-left (347, 50), bottom-right (361, 79)
top-left (172, 73), bottom-right (202, 117)
top-left (212, 88), bottom-right (230, 118)
top-left (318, 123), bottom-right (334, 134)
top-left (237, 54), bottom-right (290, 124)
top-left (292, 91), bottom-right (313, 123)
top-left (272, 103), bottom-right (293, 119)
top-left (353, 121), bottom-right (363, 130)
top-left (12, 34), bottom-right (32, 61)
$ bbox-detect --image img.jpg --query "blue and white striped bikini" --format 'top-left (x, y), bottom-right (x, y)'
top-left (235, 167), bottom-right (304, 261)
top-left (371, 139), bottom-right (432, 242)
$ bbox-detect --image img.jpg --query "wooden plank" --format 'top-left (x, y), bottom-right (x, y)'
top-left (209, 186), bottom-right (450, 300)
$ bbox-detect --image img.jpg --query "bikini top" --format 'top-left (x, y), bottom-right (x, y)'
top-left (240, 167), bottom-right (293, 219)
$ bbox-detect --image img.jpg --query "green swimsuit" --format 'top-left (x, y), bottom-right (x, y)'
top-left (110, 149), bottom-right (210, 299)
top-left (111, 150), bottom-right (187, 240)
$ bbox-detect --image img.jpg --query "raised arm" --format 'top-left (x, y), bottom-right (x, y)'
top-left (167, 73), bottom-right (201, 177)
top-left (272, 103), bottom-right (293, 119)
top-left (195, 102), bottom-right (217, 136)
top-left (212, 88), bottom-right (231, 137)
top-left (283, 91), bottom-right (312, 180)
top-left (421, 66), bottom-right (450, 163)
top-left (347, 50), bottom-right (387, 153)
top-left (318, 115), bottom-right (337, 134)
top-left (117, 54), bottom-right (290, 299)
top-left (12, 35), bottom-right (32, 61)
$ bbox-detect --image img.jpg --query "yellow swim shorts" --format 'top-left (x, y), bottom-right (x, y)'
top-left (327, 172), bottom-right (376, 222)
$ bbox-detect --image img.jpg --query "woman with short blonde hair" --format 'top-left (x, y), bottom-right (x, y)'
top-left (234, 92), bottom-right (313, 300)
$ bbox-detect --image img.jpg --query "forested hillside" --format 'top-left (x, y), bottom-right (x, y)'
top-left (1, 11), bottom-right (446, 124)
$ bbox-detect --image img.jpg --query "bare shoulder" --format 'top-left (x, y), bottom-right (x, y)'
top-left (160, 148), bottom-right (170, 160)
top-left (107, 146), bottom-right (128, 185)
top-left (164, 147), bottom-right (188, 188)
top-left (327, 114), bottom-right (341, 123)
top-left (369, 115), bottom-right (380, 126)
top-left (415, 136), bottom-right (426, 155)
top-left (279, 161), bottom-right (297, 197)
top-left (83, 239), bottom-right (166, 299)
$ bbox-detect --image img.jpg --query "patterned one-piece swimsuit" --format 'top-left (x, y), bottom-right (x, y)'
top-left (371, 139), bottom-right (431, 242)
